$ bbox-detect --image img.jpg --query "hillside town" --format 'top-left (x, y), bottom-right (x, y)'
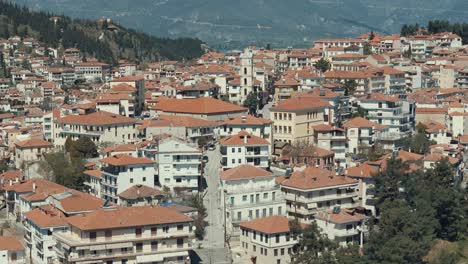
top-left (0, 19), bottom-right (467, 264)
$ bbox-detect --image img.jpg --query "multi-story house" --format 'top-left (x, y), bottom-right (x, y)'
top-left (43, 109), bottom-right (60, 142)
top-left (343, 117), bottom-right (386, 154)
top-left (0, 236), bottom-right (25, 264)
top-left (312, 124), bottom-right (347, 167)
top-left (74, 61), bottom-right (110, 82)
top-left (217, 115), bottom-right (273, 144)
top-left (53, 206), bottom-right (194, 264)
top-left (109, 76), bottom-right (145, 116)
top-left (358, 94), bottom-right (415, 139)
top-left (280, 167), bottom-right (359, 224)
top-left (14, 139), bottom-right (53, 169)
top-left (239, 216), bottom-right (299, 264)
top-left (141, 137), bottom-right (202, 193)
top-left (315, 208), bottom-right (369, 246)
top-left (382, 67), bottom-right (406, 94)
top-left (53, 111), bottom-right (138, 147)
top-left (314, 38), bottom-right (364, 49)
top-left (273, 77), bottom-right (301, 106)
top-left (99, 154), bottom-right (156, 204)
top-left (270, 97), bottom-right (330, 144)
top-left (220, 131), bottom-right (270, 170)
top-left (221, 165), bottom-right (285, 240)
top-left (24, 191), bottom-right (105, 264)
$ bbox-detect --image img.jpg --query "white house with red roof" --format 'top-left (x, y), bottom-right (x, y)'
top-left (279, 167), bottom-right (359, 224)
top-left (238, 215), bottom-right (299, 264)
top-left (220, 165), bottom-right (285, 240)
top-left (14, 138), bottom-right (53, 169)
top-left (217, 115), bottom-right (273, 143)
top-left (0, 236), bottom-right (25, 264)
top-left (220, 131), bottom-right (270, 170)
top-left (99, 154), bottom-right (156, 204)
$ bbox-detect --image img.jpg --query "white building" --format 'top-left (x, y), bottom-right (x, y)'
top-left (220, 131), bottom-right (270, 170)
top-left (343, 117), bottom-right (386, 154)
top-left (217, 115), bottom-right (273, 144)
top-left (0, 236), bottom-right (25, 264)
top-left (53, 206), bottom-right (194, 264)
top-left (221, 165), bottom-right (285, 239)
top-left (315, 208), bottom-right (369, 246)
top-left (141, 137), bottom-right (202, 193)
top-left (280, 167), bottom-right (359, 224)
top-left (100, 154), bottom-right (156, 204)
top-left (239, 216), bottom-right (299, 264)
top-left (14, 139), bottom-right (53, 169)
top-left (53, 111), bottom-right (138, 147)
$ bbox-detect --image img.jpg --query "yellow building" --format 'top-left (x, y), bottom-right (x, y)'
top-left (270, 97), bottom-right (330, 144)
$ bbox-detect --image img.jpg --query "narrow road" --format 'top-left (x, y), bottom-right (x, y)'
top-left (195, 144), bottom-right (231, 263)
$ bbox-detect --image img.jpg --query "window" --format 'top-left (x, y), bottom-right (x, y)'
top-left (237, 211), bottom-right (242, 221)
top-left (260, 248), bottom-right (264, 254)
top-left (11, 252), bottom-right (17, 261)
top-left (264, 249), bottom-right (268, 256)
top-left (89, 232), bottom-right (97, 241)
top-left (253, 231), bottom-right (256, 239)
top-left (163, 226), bottom-right (169, 233)
top-left (260, 234), bottom-right (263, 242)
top-left (272, 192), bottom-right (276, 201)
top-left (277, 260), bottom-right (281, 264)
top-left (262, 208), bottom-right (266, 217)
top-left (142, 177), bottom-right (146, 182)
top-left (242, 195), bottom-right (247, 201)
top-left (276, 234), bottom-right (280, 243)
top-left (136, 243), bottom-right (143, 252)
top-left (177, 238), bottom-right (184, 248)
top-left (263, 193), bottom-right (268, 199)
top-left (105, 230), bottom-right (112, 240)
top-left (281, 248), bottom-right (285, 255)
top-left (232, 159), bottom-right (235, 164)
top-left (151, 241), bottom-right (158, 251)
top-left (135, 228), bottom-right (142, 237)
top-left (269, 208), bottom-right (273, 216)
top-left (177, 225), bottom-right (184, 231)
top-left (274, 249), bottom-right (278, 256)
top-left (253, 245), bottom-right (256, 252)
top-left (232, 148), bottom-right (235, 153)
top-left (286, 234), bottom-right (290, 242)
top-left (238, 148), bottom-right (241, 153)
top-left (130, 178), bottom-right (134, 184)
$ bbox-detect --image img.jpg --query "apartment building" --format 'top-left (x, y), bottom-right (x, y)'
top-left (109, 76), bottom-right (145, 117)
top-left (312, 124), bottom-right (347, 167)
top-left (97, 154), bottom-right (156, 204)
top-left (270, 97), bottom-right (330, 144)
top-left (14, 138), bottom-right (53, 169)
top-left (220, 131), bottom-right (270, 170)
top-left (239, 216), bottom-right (299, 264)
top-left (358, 94), bottom-right (415, 138)
top-left (217, 115), bottom-right (273, 144)
top-left (74, 61), bottom-right (110, 82)
top-left (343, 117), bottom-right (386, 154)
top-left (53, 111), bottom-right (138, 147)
top-left (140, 137), bottom-right (202, 192)
top-left (0, 236), bottom-right (25, 264)
top-left (382, 67), bottom-right (406, 94)
top-left (53, 206), bottom-right (194, 264)
top-left (273, 77), bottom-right (301, 106)
top-left (279, 167), bottom-right (359, 224)
top-left (447, 112), bottom-right (468, 137)
top-left (152, 97), bottom-right (248, 122)
top-left (315, 208), bottom-right (369, 246)
top-left (314, 38), bottom-right (365, 49)
top-left (221, 165), bottom-right (285, 239)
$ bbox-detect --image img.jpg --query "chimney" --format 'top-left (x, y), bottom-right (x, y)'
top-left (241, 116), bottom-right (247, 123)
top-left (32, 182), bottom-right (36, 192)
top-left (243, 135), bottom-right (248, 144)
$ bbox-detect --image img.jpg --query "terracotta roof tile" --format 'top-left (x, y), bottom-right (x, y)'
top-left (220, 165), bottom-right (273, 181)
top-left (0, 236), bottom-right (23, 251)
top-left (271, 97), bottom-right (330, 112)
top-left (15, 138), bottom-right (53, 148)
top-left (220, 131), bottom-right (269, 146)
top-left (280, 167), bottom-right (357, 190)
top-left (100, 154), bottom-right (154, 166)
top-left (66, 206), bottom-right (192, 230)
top-left (118, 185), bottom-right (166, 200)
top-left (57, 111), bottom-right (136, 126)
top-left (240, 215), bottom-right (292, 234)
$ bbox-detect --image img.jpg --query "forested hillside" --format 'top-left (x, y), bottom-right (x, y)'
top-left (0, 1), bottom-right (205, 64)
top-left (402, 20), bottom-right (468, 43)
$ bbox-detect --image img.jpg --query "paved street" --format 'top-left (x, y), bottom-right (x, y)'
top-left (195, 145), bottom-right (231, 263)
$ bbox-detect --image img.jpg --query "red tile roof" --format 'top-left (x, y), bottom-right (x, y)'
top-left (280, 167), bottom-right (357, 190)
top-left (271, 97), bottom-right (330, 112)
top-left (220, 165), bottom-right (273, 181)
top-left (15, 138), bottom-right (53, 148)
top-left (100, 154), bottom-right (154, 166)
top-left (220, 131), bottom-right (269, 146)
top-left (240, 215), bottom-right (293, 234)
top-left (154, 97), bottom-right (247, 114)
top-left (66, 206), bottom-right (192, 230)
top-left (0, 236), bottom-right (24, 251)
top-left (57, 111), bottom-right (136, 126)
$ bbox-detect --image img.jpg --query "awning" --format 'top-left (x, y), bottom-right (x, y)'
top-left (89, 244), bottom-right (106, 251)
top-left (106, 242), bottom-right (133, 250)
top-left (136, 251), bottom-right (189, 263)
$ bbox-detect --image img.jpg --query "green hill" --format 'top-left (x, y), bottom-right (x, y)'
top-left (0, 1), bottom-right (205, 64)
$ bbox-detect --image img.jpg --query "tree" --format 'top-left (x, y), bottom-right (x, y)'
top-left (363, 43), bottom-right (373, 55)
top-left (188, 194), bottom-right (207, 240)
top-left (64, 136), bottom-right (74, 153)
top-left (290, 221), bottom-right (337, 264)
top-left (21, 59), bottom-right (31, 70)
top-left (41, 152), bottom-right (86, 190)
top-left (243, 92), bottom-right (259, 114)
top-left (70, 137), bottom-right (98, 158)
top-left (343, 80), bottom-right (357, 96)
top-left (313, 58), bottom-right (331, 73)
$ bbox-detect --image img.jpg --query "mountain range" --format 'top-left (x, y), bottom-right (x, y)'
top-left (13, 0), bottom-right (468, 49)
